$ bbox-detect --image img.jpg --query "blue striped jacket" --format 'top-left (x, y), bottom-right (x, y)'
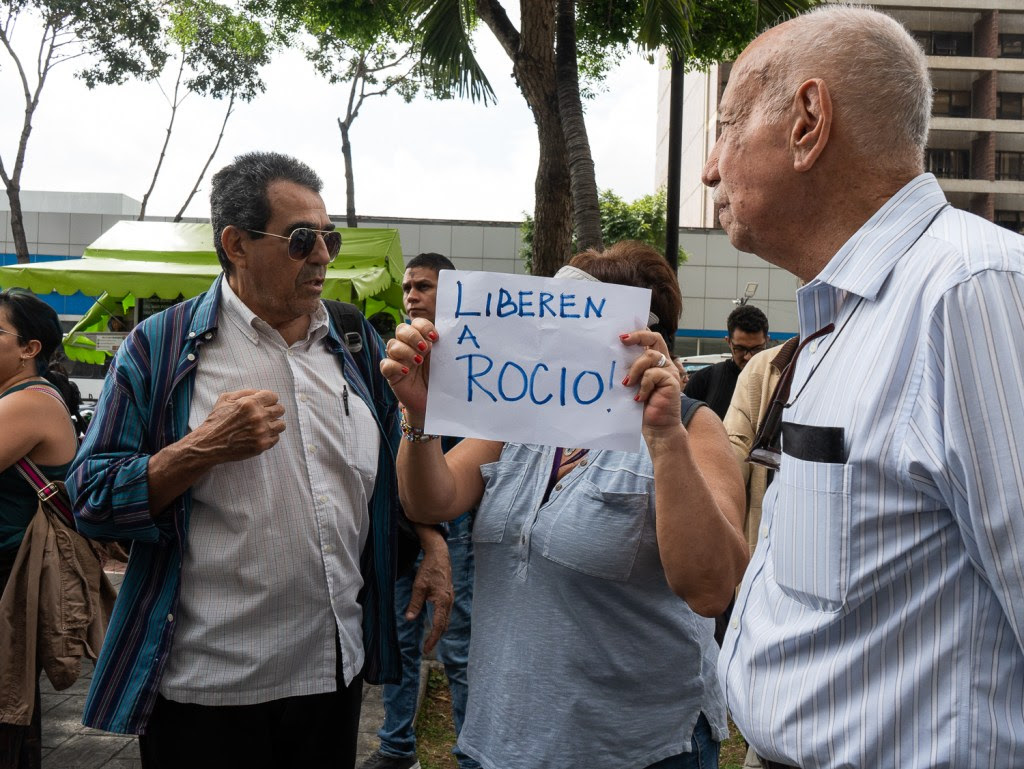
top-left (68, 275), bottom-right (402, 734)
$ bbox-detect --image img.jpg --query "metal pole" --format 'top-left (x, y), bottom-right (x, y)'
top-left (664, 52), bottom-right (684, 272)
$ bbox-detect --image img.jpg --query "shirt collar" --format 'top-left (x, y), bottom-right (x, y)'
top-left (812, 173), bottom-right (949, 301)
top-left (217, 276), bottom-right (329, 347)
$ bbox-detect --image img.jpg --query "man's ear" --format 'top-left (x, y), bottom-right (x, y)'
top-left (791, 78), bottom-right (832, 172)
top-left (221, 225), bottom-right (248, 271)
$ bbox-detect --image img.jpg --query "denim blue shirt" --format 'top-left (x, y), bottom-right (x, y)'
top-left (458, 441), bottom-right (727, 769)
top-left (69, 275), bottom-right (403, 734)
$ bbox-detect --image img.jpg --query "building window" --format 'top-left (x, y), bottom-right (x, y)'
top-left (1000, 34), bottom-right (1024, 58)
top-left (995, 210), bottom-right (1024, 235)
top-left (926, 148), bottom-right (970, 179)
top-left (996, 92), bottom-right (1023, 120)
top-left (932, 89), bottom-right (972, 117)
top-left (916, 31), bottom-right (972, 56)
top-left (996, 151), bottom-right (1024, 181)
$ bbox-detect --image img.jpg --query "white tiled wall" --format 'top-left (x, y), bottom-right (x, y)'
top-left (4, 197), bottom-right (799, 336)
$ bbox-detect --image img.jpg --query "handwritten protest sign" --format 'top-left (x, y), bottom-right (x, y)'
top-left (424, 269), bottom-right (652, 452)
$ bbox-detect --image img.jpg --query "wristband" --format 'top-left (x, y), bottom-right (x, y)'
top-left (400, 412), bottom-right (439, 442)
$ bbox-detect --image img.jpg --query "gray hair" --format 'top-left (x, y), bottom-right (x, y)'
top-left (209, 151), bottom-right (324, 276)
top-left (754, 6), bottom-right (931, 169)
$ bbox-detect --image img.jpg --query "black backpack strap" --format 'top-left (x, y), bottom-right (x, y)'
top-left (680, 394), bottom-right (705, 427)
top-left (323, 299), bottom-right (364, 355)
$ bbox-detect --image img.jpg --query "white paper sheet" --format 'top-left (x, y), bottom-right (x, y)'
top-left (423, 269), bottom-right (652, 453)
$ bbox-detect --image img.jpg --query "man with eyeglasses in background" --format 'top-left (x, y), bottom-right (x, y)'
top-left (703, 7), bottom-right (1024, 769)
top-left (69, 151), bottom-right (452, 769)
top-left (684, 304), bottom-right (769, 420)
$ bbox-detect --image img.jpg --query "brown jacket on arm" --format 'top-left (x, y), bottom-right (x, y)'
top-left (722, 337), bottom-right (798, 554)
top-left (0, 505), bottom-right (115, 725)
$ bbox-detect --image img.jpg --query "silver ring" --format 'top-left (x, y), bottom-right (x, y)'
top-left (656, 353), bottom-right (668, 368)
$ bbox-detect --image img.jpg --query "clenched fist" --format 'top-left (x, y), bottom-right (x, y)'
top-left (192, 389), bottom-right (286, 464)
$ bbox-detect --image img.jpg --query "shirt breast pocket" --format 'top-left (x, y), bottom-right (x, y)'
top-left (770, 457), bottom-right (851, 613)
top-left (541, 481), bottom-right (649, 582)
top-left (474, 460), bottom-right (528, 544)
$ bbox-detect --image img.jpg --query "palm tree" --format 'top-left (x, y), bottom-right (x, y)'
top-left (410, 0), bottom-right (819, 275)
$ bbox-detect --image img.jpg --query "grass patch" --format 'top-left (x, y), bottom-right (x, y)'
top-left (415, 667), bottom-right (458, 769)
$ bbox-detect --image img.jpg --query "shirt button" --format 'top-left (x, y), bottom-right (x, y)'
top-left (187, 332), bottom-right (196, 339)
top-left (308, 445), bottom-right (317, 454)
top-left (580, 460), bottom-right (588, 467)
top-left (323, 544), bottom-right (335, 555)
top-left (760, 526), bottom-right (769, 539)
top-left (300, 394), bottom-right (308, 403)
top-left (318, 495), bottom-right (327, 504)
top-left (186, 353), bottom-right (195, 361)
top-left (554, 483), bottom-right (563, 491)
top-left (731, 617), bottom-right (739, 630)
top-left (167, 614), bottom-right (174, 623)
top-left (203, 332), bottom-right (213, 340)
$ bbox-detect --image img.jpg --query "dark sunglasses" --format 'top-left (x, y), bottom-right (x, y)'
top-left (248, 227), bottom-right (342, 262)
top-left (746, 323), bottom-right (836, 471)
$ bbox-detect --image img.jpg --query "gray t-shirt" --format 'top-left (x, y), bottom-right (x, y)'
top-left (458, 442), bottom-right (728, 769)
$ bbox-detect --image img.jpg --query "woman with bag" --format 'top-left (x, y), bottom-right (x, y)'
top-left (381, 242), bottom-right (750, 769)
top-left (0, 289), bottom-right (83, 768)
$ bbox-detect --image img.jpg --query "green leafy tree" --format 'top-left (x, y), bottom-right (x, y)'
top-left (138, 0), bottom-right (273, 221)
top-left (519, 188), bottom-right (686, 274)
top-left (410, 0), bottom-right (817, 276)
top-left (302, 5), bottom-right (430, 228)
top-left (0, 0), bottom-right (166, 262)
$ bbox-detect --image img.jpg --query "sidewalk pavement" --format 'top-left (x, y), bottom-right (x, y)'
top-left (38, 570), bottom-right (392, 768)
top-left (40, 664), bottom-right (389, 769)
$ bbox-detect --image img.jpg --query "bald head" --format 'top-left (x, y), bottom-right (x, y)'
top-left (747, 7), bottom-right (931, 172)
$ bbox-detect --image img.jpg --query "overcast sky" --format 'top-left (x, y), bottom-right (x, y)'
top-left (0, 14), bottom-right (660, 223)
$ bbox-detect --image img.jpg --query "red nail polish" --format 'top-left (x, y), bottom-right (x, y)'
top-left (401, 367), bottom-right (409, 375)
top-left (634, 394), bottom-right (641, 401)
top-left (417, 341), bottom-right (427, 351)
top-left (414, 354), bottom-right (423, 364)
top-left (428, 331), bottom-right (439, 341)
top-left (619, 333), bottom-right (630, 341)
top-left (621, 376), bottom-right (630, 386)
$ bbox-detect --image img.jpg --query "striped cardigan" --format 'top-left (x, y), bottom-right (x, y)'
top-left (68, 275), bottom-right (402, 734)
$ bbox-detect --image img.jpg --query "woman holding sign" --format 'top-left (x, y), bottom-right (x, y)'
top-left (381, 241), bottom-right (748, 769)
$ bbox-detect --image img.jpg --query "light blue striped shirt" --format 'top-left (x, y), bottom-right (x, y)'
top-left (720, 174), bottom-right (1024, 768)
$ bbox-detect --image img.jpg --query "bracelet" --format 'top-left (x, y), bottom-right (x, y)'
top-left (400, 412), bottom-right (440, 443)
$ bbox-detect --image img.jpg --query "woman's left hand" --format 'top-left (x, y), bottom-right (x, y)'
top-left (619, 329), bottom-right (681, 431)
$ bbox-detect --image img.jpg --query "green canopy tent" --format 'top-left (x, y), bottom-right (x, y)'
top-left (0, 221), bottom-right (404, 362)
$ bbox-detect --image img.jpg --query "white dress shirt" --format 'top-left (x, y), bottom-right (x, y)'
top-left (721, 175), bottom-right (1024, 768)
top-left (160, 279), bottom-right (379, 704)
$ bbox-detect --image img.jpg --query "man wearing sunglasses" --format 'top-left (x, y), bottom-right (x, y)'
top-left (702, 7), bottom-right (1024, 769)
top-left (684, 304), bottom-right (769, 420)
top-left (69, 151), bottom-right (452, 769)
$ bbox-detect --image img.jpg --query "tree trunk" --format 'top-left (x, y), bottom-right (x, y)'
top-left (339, 118), bottom-right (357, 228)
top-left (555, 0), bottom-right (602, 252)
top-left (174, 92), bottom-right (235, 222)
top-left (478, 0), bottom-right (572, 276)
top-left (138, 55), bottom-right (186, 221)
top-left (6, 185), bottom-right (29, 265)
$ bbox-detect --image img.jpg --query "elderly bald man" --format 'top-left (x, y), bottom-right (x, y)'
top-left (704, 7), bottom-right (1024, 769)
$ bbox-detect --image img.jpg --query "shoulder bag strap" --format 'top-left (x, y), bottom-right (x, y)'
top-left (14, 457), bottom-right (74, 528)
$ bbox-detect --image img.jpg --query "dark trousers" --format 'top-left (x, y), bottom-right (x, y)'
top-left (139, 670), bottom-right (363, 769)
top-left (0, 549), bottom-right (42, 769)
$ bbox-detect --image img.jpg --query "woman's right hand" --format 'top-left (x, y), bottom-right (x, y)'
top-left (379, 318), bottom-right (438, 418)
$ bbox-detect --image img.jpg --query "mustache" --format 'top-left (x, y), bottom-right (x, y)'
top-left (298, 267), bottom-right (326, 282)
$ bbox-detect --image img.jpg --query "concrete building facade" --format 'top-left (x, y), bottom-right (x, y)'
top-left (655, 0), bottom-right (1024, 345)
